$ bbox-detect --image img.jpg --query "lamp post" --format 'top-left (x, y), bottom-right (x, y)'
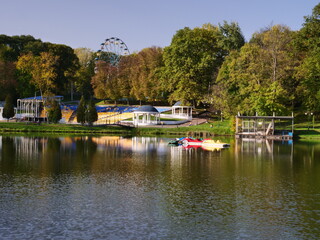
top-left (305, 112), bottom-right (314, 129)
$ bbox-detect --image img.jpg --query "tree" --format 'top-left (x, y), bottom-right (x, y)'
top-left (74, 48), bottom-right (95, 99)
top-left (214, 25), bottom-right (297, 116)
top-left (76, 96), bottom-right (86, 125)
top-left (218, 21), bottom-right (246, 52)
top-left (46, 43), bottom-right (80, 95)
top-left (2, 94), bottom-right (15, 121)
top-left (91, 61), bottom-right (121, 103)
top-left (294, 3), bottom-right (320, 112)
top-left (47, 100), bottom-right (62, 123)
top-left (86, 99), bottom-right (98, 126)
top-left (0, 35), bottom-right (41, 61)
top-left (130, 47), bottom-right (164, 103)
top-left (16, 52), bottom-right (59, 98)
top-left (0, 60), bottom-right (17, 100)
top-left (162, 22), bottom-right (244, 105)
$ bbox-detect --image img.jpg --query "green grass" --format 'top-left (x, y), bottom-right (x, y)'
top-left (0, 122), bottom-right (132, 134)
top-left (134, 121), bottom-right (233, 137)
top-left (0, 120), bottom-right (233, 137)
top-left (2, 119), bottom-right (320, 139)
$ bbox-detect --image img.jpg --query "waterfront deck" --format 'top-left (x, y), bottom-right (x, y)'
top-left (235, 114), bottom-right (294, 140)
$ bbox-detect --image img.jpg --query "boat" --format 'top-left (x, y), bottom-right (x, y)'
top-left (201, 139), bottom-right (230, 148)
top-left (182, 137), bottom-right (205, 146)
top-left (168, 137), bottom-right (185, 146)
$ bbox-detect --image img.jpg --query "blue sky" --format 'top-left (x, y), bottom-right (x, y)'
top-left (1, 0), bottom-right (318, 52)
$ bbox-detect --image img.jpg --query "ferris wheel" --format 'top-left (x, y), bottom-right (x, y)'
top-left (96, 37), bottom-right (130, 67)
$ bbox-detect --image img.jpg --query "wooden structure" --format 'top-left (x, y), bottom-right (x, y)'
top-left (235, 113), bottom-right (294, 140)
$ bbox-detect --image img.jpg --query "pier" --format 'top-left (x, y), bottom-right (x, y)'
top-left (235, 113), bottom-right (294, 140)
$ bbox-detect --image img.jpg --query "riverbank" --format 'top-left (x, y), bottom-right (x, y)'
top-left (0, 121), bottom-right (319, 139)
top-left (0, 121), bottom-right (232, 136)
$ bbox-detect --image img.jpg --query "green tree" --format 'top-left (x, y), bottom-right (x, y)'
top-left (0, 35), bottom-right (41, 61)
top-left (294, 3), bottom-right (320, 111)
top-left (74, 48), bottom-right (94, 99)
top-left (47, 100), bottom-right (62, 123)
top-left (162, 26), bottom-right (222, 104)
top-left (215, 25), bottom-right (297, 116)
top-left (46, 43), bottom-right (80, 96)
top-left (218, 21), bottom-right (246, 52)
top-left (16, 52), bottom-right (59, 98)
top-left (76, 96), bottom-right (86, 125)
top-left (0, 60), bottom-right (17, 100)
top-left (86, 99), bottom-right (98, 126)
top-left (162, 22), bottom-right (244, 105)
top-left (130, 47), bottom-right (163, 103)
top-left (2, 94), bottom-right (15, 121)
top-left (91, 61), bottom-right (121, 103)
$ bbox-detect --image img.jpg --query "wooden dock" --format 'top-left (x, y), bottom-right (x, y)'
top-left (235, 113), bottom-right (294, 140)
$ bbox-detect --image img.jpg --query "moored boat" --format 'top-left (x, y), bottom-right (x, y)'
top-left (182, 137), bottom-right (204, 146)
top-left (201, 139), bottom-right (230, 148)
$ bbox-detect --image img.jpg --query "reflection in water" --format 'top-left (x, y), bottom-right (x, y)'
top-left (0, 136), bottom-right (320, 239)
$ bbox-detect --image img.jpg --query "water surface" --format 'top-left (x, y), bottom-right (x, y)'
top-left (0, 136), bottom-right (319, 239)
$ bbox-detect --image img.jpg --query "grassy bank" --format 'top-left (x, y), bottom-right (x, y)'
top-left (1, 120), bottom-right (320, 139)
top-left (134, 121), bottom-right (233, 137)
top-left (0, 120), bottom-right (233, 136)
top-left (0, 122), bottom-right (132, 134)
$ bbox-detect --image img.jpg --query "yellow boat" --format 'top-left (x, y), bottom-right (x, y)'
top-left (201, 139), bottom-right (230, 148)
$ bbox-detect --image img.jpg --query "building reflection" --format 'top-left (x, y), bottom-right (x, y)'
top-left (235, 138), bottom-right (294, 162)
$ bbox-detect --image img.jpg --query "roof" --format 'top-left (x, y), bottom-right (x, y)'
top-left (236, 115), bottom-right (294, 120)
top-left (134, 105), bottom-right (159, 113)
top-left (173, 101), bottom-right (192, 107)
top-left (20, 96), bottom-right (64, 101)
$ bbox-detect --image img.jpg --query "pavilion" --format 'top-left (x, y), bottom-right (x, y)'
top-left (133, 105), bottom-right (160, 126)
top-left (16, 95), bottom-right (63, 121)
top-left (171, 101), bottom-right (192, 120)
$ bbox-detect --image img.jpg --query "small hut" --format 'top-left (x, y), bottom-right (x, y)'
top-left (133, 105), bottom-right (160, 126)
top-left (172, 101), bottom-right (192, 120)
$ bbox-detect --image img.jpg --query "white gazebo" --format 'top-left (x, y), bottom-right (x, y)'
top-left (133, 105), bottom-right (160, 126)
top-left (16, 95), bottom-right (63, 120)
top-left (172, 101), bottom-right (192, 120)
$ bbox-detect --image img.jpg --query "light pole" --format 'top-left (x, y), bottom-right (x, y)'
top-left (305, 112), bottom-right (314, 129)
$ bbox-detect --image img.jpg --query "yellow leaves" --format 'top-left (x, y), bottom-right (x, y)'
top-left (16, 52), bottom-right (59, 96)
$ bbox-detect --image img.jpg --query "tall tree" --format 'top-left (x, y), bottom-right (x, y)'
top-left (46, 43), bottom-right (80, 95)
top-left (215, 25), bottom-right (297, 116)
top-left (130, 47), bottom-right (163, 102)
top-left (47, 100), bottom-right (62, 123)
top-left (2, 94), bottom-right (15, 121)
top-left (16, 52), bottom-right (59, 98)
top-left (91, 61), bottom-right (121, 103)
top-left (76, 96), bottom-right (86, 125)
top-left (74, 48), bottom-right (95, 99)
top-left (162, 26), bottom-right (223, 104)
top-left (0, 60), bottom-right (17, 100)
top-left (294, 3), bottom-right (320, 111)
top-left (86, 99), bottom-right (98, 126)
top-left (162, 22), bottom-right (244, 105)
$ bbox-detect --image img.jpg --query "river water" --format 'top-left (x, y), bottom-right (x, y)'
top-left (0, 135), bottom-right (319, 239)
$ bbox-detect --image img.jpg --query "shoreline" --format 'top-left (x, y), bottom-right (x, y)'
top-left (0, 122), bottom-right (319, 140)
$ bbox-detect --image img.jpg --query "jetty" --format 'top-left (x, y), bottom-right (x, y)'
top-left (235, 113), bottom-right (294, 140)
